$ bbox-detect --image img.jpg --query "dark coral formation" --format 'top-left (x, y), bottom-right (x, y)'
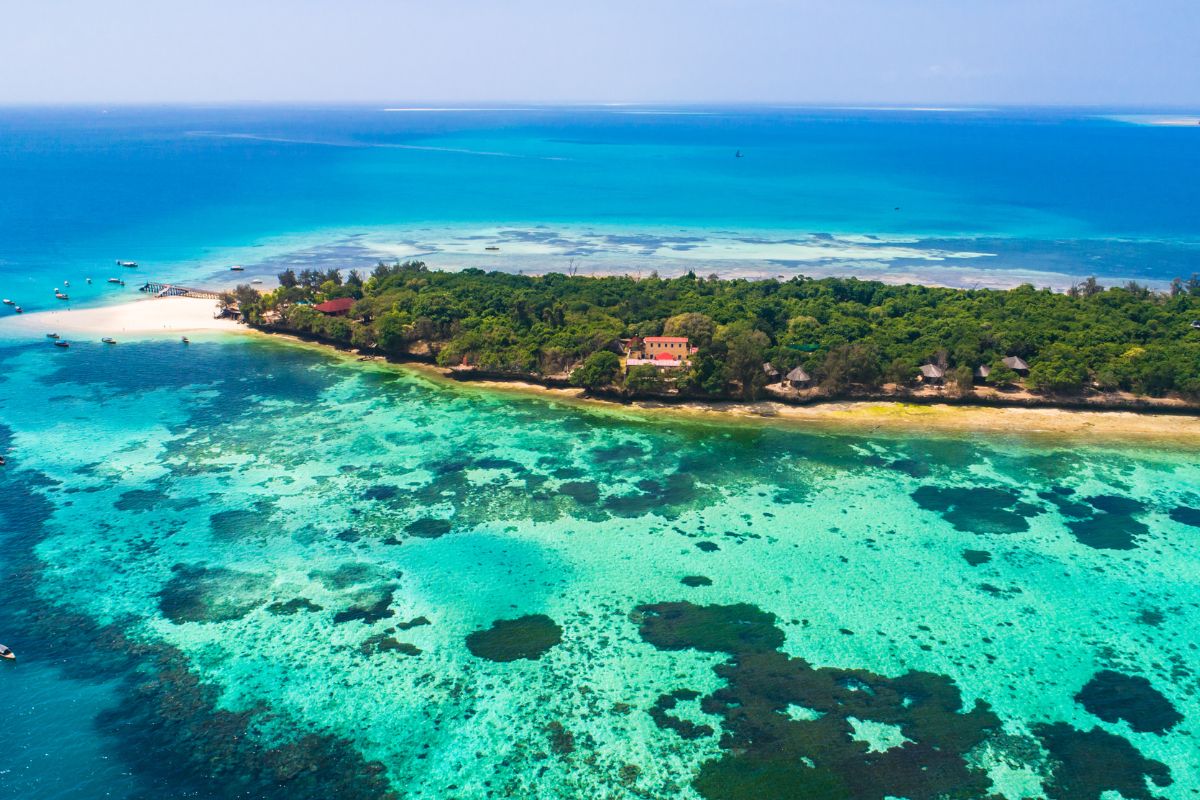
top-left (681, 575), bottom-right (713, 587)
top-left (962, 549), bottom-right (992, 566)
top-left (1042, 491), bottom-right (1151, 550)
top-left (465, 614), bottom-right (562, 662)
top-left (158, 563), bottom-right (272, 624)
top-left (637, 602), bottom-right (1000, 799)
top-left (1075, 670), bottom-right (1182, 734)
top-left (1035, 723), bottom-right (1171, 800)
top-left (649, 689), bottom-right (715, 740)
top-left (405, 517), bottom-right (452, 538)
top-left (332, 587), bottom-right (396, 625)
top-left (636, 602), bottom-right (784, 654)
top-left (911, 485), bottom-right (1042, 535)
top-left (0, 464), bottom-right (397, 800)
top-left (359, 634), bottom-right (420, 656)
top-left (636, 601), bottom-right (1174, 800)
top-left (1169, 505), bottom-right (1200, 527)
top-left (558, 480), bottom-right (600, 504)
top-left (266, 598), bottom-right (324, 616)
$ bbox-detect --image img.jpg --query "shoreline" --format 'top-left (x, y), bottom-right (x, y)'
top-left (250, 326), bottom-right (1200, 447)
top-left (8, 296), bottom-right (1200, 444)
top-left (0, 296), bottom-right (240, 339)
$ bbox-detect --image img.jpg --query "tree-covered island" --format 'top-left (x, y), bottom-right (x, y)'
top-left (224, 262), bottom-right (1200, 408)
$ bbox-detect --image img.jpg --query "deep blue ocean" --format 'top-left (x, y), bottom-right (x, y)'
top-left (1, 105), bottom-right (1198, 313)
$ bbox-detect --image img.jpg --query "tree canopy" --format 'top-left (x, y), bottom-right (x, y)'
top-left (238, 262), bottom-right (1200, 402)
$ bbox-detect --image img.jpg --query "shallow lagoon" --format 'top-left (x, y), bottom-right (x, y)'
top-left (2, 335), bottom-right (1200, 799)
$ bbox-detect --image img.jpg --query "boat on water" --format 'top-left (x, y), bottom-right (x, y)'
top-left (14, 306), bottom-right (22, 314)
top-left (0, 644), bottom-right (13, 660)
top-left (181, 336), bottom-right (190, 344)
top-left (485, 246), bottom-right (500, 251)
top-left (55, 293), bottom-right (69, 301)
top-left (64, 280), bottom-right (70, 287)
top-left (102, 337), bottom-right (117, 344)
top-left (2, 299), bottom-right (12, 305)
top-left (229, 265), bottom-right (245, 271)
top-left (250, 278), bottom-right (263, 284)
top-left (0, 456), bottom-right (6, 467)
top-left (107, 277), bottom-right (122, 283)
top-left (86, 277), bottom-right (92, 284)
top-left (117, 260), bottom-right (138, 268)
top-left (54, 340), bottom-right (70, 348)
top-left (46, 333), bottom-right (59, 339)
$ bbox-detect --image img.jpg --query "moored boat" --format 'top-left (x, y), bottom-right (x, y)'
top-left (14, 306), bottom-right (22, 313)
top-left (485, 246), bottom-right (500, 251)
top-left (0, 644), bottom-right (13, 660)
top-left (181, 336), bottom-right (190, 344)
top-left (2, 299), bottom-right (13, 305)
top-left (117, 260), bottom-right (138, 268)
top-left (54, 340), bottom-right (70, 348)
top-left (107, 277), bottom-right (122, 284)
top-left (55, 293), bottom-right (69, 300)
top-left (46, 333), bottom-right (59, 339)
top-left (229, 265), bottom-right (245, 271)
top-left (102, 337), bottom-right (117, 344)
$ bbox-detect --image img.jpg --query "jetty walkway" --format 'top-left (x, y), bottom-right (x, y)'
top-left (138, 282), bottom-right (222, 300)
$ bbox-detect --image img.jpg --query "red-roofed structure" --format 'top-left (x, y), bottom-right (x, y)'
top-left (624, 335), bottom-right (696, 370)
top-left (313, 297), bottom-right (356, 316)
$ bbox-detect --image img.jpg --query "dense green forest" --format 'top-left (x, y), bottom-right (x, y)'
top-left (227, 262), bottom-right (1200, 402)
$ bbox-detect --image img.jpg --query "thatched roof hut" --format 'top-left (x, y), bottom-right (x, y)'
top-left (974, 364), bottom-right (991, 380)
top-left (1002, 355), bottom-right (1030, 374)
top-left (763, 363), bottom-right (780, 379)
top-left (920, 364), bottom-right (945, 382)
top-left (785, 366), bottom-right (811, 386)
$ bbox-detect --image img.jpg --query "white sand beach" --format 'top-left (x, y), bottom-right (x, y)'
top-left (1, 297), bottom-right (240, 339)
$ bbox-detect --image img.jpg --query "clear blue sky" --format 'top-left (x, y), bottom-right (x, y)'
top-left (3, 0), bottom-right (1198, 106)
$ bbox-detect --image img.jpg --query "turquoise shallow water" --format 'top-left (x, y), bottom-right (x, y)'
top-left (2, 333), bottom-right (1200, 798)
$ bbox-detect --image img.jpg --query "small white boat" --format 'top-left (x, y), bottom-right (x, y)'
top-left (117, 260), bottom-right (138, 267)
top-left (2, 299), bottom-right (12, 305)
top-left (0, 644), bottom-right (13, 660)
top-left (86, 277), bottom-right (92, 284)
top-left (181, 336), bottom-right (190, 345)
top-left (250, 278), bottom-right (263, 284)
top-left (14, 306), bottom-right (22, 314)
top-left (107, 277), bottom-right (122, 284)
top-left (229, 265), bottom-right (245, 271)
top-left (64, 280), bottom-right (70, 287)
top-left (102, 337), bottom-right (117, 344)
top-left (54, 340), bottom-right (70, 348)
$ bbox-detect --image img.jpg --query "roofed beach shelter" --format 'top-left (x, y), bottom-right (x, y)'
top-left (919, 364), bottom-right (945, 383)
top-left (785, 366), bottom-right (811, 387)
top-left (1002, 355), bottom-right (1029, 375)
top-left (313, 297), bottom-right (356, 316)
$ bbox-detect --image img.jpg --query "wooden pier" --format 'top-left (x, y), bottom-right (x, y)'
top-left (138, 282), bottom-right (221, 300)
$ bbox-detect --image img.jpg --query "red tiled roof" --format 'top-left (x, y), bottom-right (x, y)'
top-left (654, 352), bottom-right (677, 360)
top-left (644, 336), bottom-right (689, 343)
top-left (313, 297), bottom-right (356, 313)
